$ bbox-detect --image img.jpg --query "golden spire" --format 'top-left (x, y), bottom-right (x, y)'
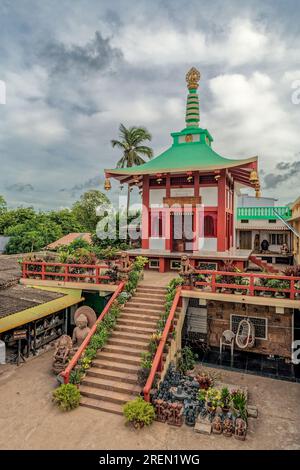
top-left (186, 67), bottom-right (201, 90)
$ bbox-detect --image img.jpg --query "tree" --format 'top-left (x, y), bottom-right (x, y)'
top-left (48, 209), bottom-right (84, 234)
top-left (0, 207), bottom-right (36, 234)
top-left (0, 195), bottom-right (7, 215)
top-left (72, 190), bottom-right (110, 232)
top-left (111, 124), bottom-right (153, 219)
top-left (5, 217), bottom-right (63, 254)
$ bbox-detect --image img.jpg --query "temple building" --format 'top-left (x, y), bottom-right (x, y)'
top-left (105, 67), bottom-right (261, 272)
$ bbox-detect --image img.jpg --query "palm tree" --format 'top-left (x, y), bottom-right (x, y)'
top-left (111, 123), bottom-right (153, 220)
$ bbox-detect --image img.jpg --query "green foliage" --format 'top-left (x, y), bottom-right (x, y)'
top-left (141, 351), bottom-right (153, 370)
top-left (52, 384), bottom-right (81, 411)
top-left (123, 396), bottom-right (155, 428)
top-left (176, 347), bottom-right (198, 374)
top-left (220, 387), bottom-right (231, 408)
top-left (72, 190), bottom-right (110, 232)
top-left (133, 256), bottom-right (148, 271)
top-left (69, 368), bottom-right (84, 385)
top-left (0, 195), bottom-right (7, 215)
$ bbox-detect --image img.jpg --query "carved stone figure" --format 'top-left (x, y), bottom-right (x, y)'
top-left (72, 306), bottom-right (96, 348)
top-left (167, 403), bottom-right (184, 427)
top-left (72, 314), bottom-right (90, 347)
top-left (223, 417), bottom-right (233, 437)
top-left (52, 335), bottom-right (73, 374)
top-left (153, 399), bottom-right (168, 423)
top-left (179, 255), bottom-right (195, 287)
top-left (234, 418), bottom-right (247, 441)
top-left (212, 415), bottom-right (223, 434)
top-left (118, 252), bottom-right (133, 281)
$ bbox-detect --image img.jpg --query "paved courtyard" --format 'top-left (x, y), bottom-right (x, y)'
top-left (0, 350), bottom-right (299, 450)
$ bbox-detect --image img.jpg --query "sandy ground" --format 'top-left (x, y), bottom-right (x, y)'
top-left (0, 351), bottom-right (299, 450)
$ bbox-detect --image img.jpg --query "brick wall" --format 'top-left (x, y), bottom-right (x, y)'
top-left (207, 301), bottom-right (293, 358)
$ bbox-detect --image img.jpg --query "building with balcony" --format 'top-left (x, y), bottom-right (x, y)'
top-left (236, 195), bottom-right (293, 265)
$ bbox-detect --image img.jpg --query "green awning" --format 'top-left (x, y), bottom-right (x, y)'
top-left (0, 288), bottom-right (84, 333)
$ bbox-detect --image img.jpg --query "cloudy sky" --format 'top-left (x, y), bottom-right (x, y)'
top-left (0, 0), bottom-right (299, 210)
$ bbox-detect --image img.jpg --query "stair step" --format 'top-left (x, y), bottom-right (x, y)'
top-left (120, 312), bottom-right (160, 322)
top-left (115, 324), bottom-right (155, 335)
top-left (111, 331), bottom-right (151, 342)
top-left (137, 287), bottom-right (167, 294)
top-left (80, 396), bottom-right (123, 415)
top-left (122, 306), bottom-right (163, 316)
top-left (108, 337), bottom-right (148, 350)
top-left (92, 359), bottom-right (139, 374)
top-left (126, 301), bottom-right (163, 311)
top-left (102, 344), bottom-right (147, 357)
top-left (117, 318), bottom-right (157, 328)
top-left (129, 297), bottom-right (165, 305)
top-left (80, 384), bottom-right (135, 405)
top-left (86, 368), bottom-right (138, 384)
top-left (134, 292), bottom-right (166, 300)
top-left (82, 375), bottom-right (141, 394)
top-left (96, 351), bottom-right (141, 366)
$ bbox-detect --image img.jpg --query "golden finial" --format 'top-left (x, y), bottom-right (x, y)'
top-left (186, 67), bottom-right (201, 90)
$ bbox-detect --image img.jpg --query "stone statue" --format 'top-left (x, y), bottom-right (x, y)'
top-left (167, 403), bottom-right (184, 427)
top-left (254, 234), bottom-right (260, 252)
top-left (72, 313), bottom-right (90, 348)
top-left (72, 306), bottom-right (97, 349)
top-left (118, 252), bottom-right (133, 281)
top-left (223, 417), bottom-right (233, 437)
top-left (234, 418), bottom-right (247, 441)
top-left (212, 415), bottom-right (223, 434)
top-left (52, 335), bottom-right (73, 374)
top-left (179, 255), bottom-right (195, 288)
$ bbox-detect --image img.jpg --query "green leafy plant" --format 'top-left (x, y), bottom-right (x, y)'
top-left (220, 387), bottom-right (231, 409)
top-left (123, 396), bottom-right (155, 428)
top-left (176, 347), bottom-right (198, 374)
top-left (141, 351), bottom-right (153, 370)
top-left (52, 384), bottom-right (81, 411)
top-left (231, 389), bottom-right (247, 421)
top-left (69, 368), bottom-right (84, 385)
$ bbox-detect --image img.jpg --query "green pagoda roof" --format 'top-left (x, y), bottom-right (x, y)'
top-left (105, 67), bottom-right (258, 180)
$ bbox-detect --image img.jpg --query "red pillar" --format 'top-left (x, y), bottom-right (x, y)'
top-left (159, 257), bottom-right (166, 273)
top-left (142, 175), bottom-right (149, 249)
top-left (217, 170), bottom-right (227, 251)
top-left (194, 171), bottom-right (199, 197)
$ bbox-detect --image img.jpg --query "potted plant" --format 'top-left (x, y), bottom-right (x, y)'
top-left (231, 389), bottom-right (247, 419)
top-left (175, 347), bottom-right (198, 374)
top-left (123, 396), bottom-right (155, 429)
top-left (205, 388), bottom-right (221, 414)
top-left (195, 370), bottom-right (214, 390)
top-left (220, 387), bottom-right (231, 413)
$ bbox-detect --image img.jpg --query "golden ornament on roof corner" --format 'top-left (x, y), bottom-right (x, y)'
top-left (249, 170), bottom-right (259, 183)
top-left (104, 178), bottom-right (111, 191)
top-left (186, 67), bottom-right (201, 89)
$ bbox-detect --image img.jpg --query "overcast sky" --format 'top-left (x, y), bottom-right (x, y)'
top-left (0, 0), bottom-right (299, 210)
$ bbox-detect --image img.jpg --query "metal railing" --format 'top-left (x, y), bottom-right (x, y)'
top-left (192, 270), bottom-right (300, 300)
top-left (21, 261), bottom-right (112, 284)
top-left (143, 287), bottom-right (182, 402)
top-left (61, 281), bottom-right (125, 384)
top-left (237, 206), bottom-right (291, 220)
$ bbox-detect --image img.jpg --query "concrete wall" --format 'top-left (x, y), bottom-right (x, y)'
top-left (206, 300), bottom-right (293, 358)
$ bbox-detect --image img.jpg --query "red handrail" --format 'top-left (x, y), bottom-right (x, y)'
top-left (22, 261), bottom-right (111, 284)
top-left (143, 286), bottom-right (182, 402)
top-left (191, 270), bottom-right (300, 300)
top-left (61, 281), bottom-right (125, 384)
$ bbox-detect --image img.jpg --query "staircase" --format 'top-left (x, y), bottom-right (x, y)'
top-left (79, 284), bottom-right (167, 415)
top-left (249, 255), bottom-right (280, 274)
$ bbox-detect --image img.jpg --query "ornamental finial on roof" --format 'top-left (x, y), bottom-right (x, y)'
top-left (186, 67), bottom-right (201, 90)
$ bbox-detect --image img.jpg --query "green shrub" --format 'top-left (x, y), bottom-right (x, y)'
top-left (52, 384), bottom-right (81, 411)
top-left (69, 369), bottom-right (84, 385)
top-left (176, 347), bottom-right (198, 374)
top-left (123, 397), bottom-right (155, 428)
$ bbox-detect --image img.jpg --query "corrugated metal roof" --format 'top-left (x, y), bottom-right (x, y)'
top-left (0, 288), bottom-right (83, 333)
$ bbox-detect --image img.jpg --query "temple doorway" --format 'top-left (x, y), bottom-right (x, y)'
top-left (171, 212), bottom-right (194, 252)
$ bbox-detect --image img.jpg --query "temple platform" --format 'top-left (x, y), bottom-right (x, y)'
top-left (126, 248), bottom-right (252, 272)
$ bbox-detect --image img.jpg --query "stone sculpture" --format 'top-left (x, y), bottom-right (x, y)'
top-left (234, 418), bottom-right (247, 441)
top-left (179, 255), bottom-right (195, 287)
top-left (72, 306), bottom-right (96, 348)
top-left (223, 417), bottom-right (233, 437)
top-left (117, 252), bottom-right (133, 281)
top-left (52, 335), bottom-right (73, 374)
top-left (212, 415), bottom-right (223, 434)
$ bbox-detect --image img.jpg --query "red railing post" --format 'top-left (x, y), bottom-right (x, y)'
top-left (65, 264), bottom-right (69, 282)
top-left (249, 275), bottom-right (254, 296)
top-left (211, 272), bottom-right (216, 293)
top-left (41, 262), bottom-right (45, 280)
top-left (290, 279), bottom-right (295, 300)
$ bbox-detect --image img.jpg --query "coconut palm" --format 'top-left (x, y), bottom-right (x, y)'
top-left (111, 123), bottom-right (153, 219)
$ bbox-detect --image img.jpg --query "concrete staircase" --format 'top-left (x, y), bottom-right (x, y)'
top-left (79, 284), bottom-right (167, 415)
top-left (249, 255), bottom-right (280, 274)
